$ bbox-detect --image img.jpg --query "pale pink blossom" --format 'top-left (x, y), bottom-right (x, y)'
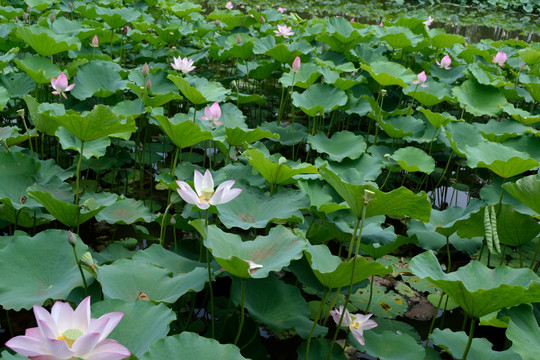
top-left (225, 1), bottom-right (233, 10)
top-left (274, 24), bottom-right (294, 38)
top-left (412, 71), bottom-right (428, 87)
top-left (171, 56), bottom-right (196, 73)
top-left (277, 7), bottom-right (285, 13)
top-left (260, 15), bottom-right (265, 22)
top-left (330, 306), bottom-right (378, 346)
top-left (423, 16), bottom-right (434, 29)
top-left (89, 34), bottom-right (99, 48)
top-left (176, 170), bottom-right (242, 210)
top-left (51, 72), bottom-right (75, 99)
top-left (6, 297), bottom-right (130, 360)
top-left (436, 55), bottom-right (452, 69)
top-left (200, 102), bottom-right (222, 128)
top-left (292, 56), bottom-right (301, 73)
top-left (492, 51), bottom-right (507, 67)
top-left (379, 21), bottom-right (383, 27)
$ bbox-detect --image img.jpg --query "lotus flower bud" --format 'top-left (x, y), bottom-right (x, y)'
top-left (90, 34), bottom-right (99, 48)
top-left (146, 79), bottom-right (151, 90)
top-left (27, 5), bottom-right (31, 13)
top-left (22, 12), bottom-right (27, 21)
top-left (260, 16), bottom-right (265, 22)
top-left (278, 156), bottom-right (287, 165)
top-left (215, 19), bottom-right (220, 25)
top-left (292, 56), bottom-right (301, 73)
top-left (68, 2), bottom-right (72, 8)
top-left (67, 231), bottom-right (77, 247)
top-left (142, 62), bottom-right (149, 77)
top-left (236, 34), bottom-right (242, 44)
top-left (80, 252), bottom-right (96, 270)
top-left (50, 12), bottom-right (55, 23)
top-left (170, 216), bottom-right (176, 225)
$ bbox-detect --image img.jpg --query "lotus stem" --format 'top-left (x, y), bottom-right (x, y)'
top-left (425, 292), bottom-right (445, 347)
top-left (305, 289), bottom-right (330, 360)
top-left (433, 149), bottom-right (454, 196)
top-left (529, 238), bottom-right (540, 269)
top-left (462, 317), bottom-right (476, 360)
top-left (445, 235), bottom-right (451, 273)
top-left (74, 141), bottom-right (85, 206)
top-left (5, 309), bottom-right (13, 337)
top-left (234, 278), bottom-right (246, 345)
top-left (159, 202), bottom-right (173, 246)
top-left (72, 243), bottom-right (88, 296)
top-left (322, 287), bottom-right (342, 327)
top-left (364, 275), bottom-right (375, 313)
top-left (204, 209), bottom-right (215, 338)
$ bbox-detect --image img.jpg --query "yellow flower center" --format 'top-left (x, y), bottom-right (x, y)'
top-left (199, 188), bottom-right (214, 203)
top-left (350, 321), bottom-right (360, 329)
top-left (57, 328), bottom-right (84, 348)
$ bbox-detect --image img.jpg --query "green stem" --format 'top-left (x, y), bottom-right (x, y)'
top-left (5, 310), bottom-right (13, 337)
top-left (234, 278), bottom-right (246, 346)
top-left (73, 245), bottom-right (88, 296)
top-left (74, 141), bottom-right (85, 206)
top-left (364, 276), bottom-right (375, 313)
top-left (529, 239), bottom-right (540, 269)
top-left (433, 150), bottom-right (454, 193)
top-left (445, 235), bottom-right (451, 273)
top-left (305, 289), bottom-right (330, 360)
top-left (159, 202), bottom-right (173, 246)
top-left (425, 292), bottom-right (445, 347)
top-left (462, 318), bottom-right (476, 360)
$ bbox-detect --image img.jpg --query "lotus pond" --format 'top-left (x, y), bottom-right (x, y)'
top-left (1, 0), bottom-right (540, 359)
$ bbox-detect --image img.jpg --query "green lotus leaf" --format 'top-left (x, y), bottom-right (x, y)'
top-left (55, 127), bottom-right (110, 159)
top-left (355, 330), bottom-right (425, 360)
top-left (308, 130), bottom-right (366, 162)
top-left (429, 33), bottom-right (465, 49)
top-left (315, 17), bottom-right (365, 52)
top-left (224, 127), bottom-right (278, 147)
top-left (503, 175), bottom-right (540, 215)
top-left (430, 64), bottom-right (467, 84)
top-left (0, 229), bottom-right (88, 310)
top-left (468, 63), bottom-right (511, 87)
top-left (409, 251), bottom-right (540, 318)
top-left (319, 165), bottom-right (431, 221)
top-left (305, 244), bottom-right (392, 288)
top-left (279, 63), bottom-right (322, 88)
top-left (360, 61), bottom-right (416, 88)
top-left (518, 48), bottom-right (540, 67)
top-left (431, 328), bottom-right (520, 360)
top-left (444, 121), bottom-right (484, 157)
top-left (258, 121), bottom-right (309, 146)
top-left (0, 72), bottom-right (36, 98)
top-left (500, 304), bottom-right (540, 360)
top-left (47, 105), bottom-right (135, 142)
top-left (297, 338), bottom-right (347, 360)
top-left (23, 95), bottom-right (59, 136)
top-left (205, 225), bottom-right (306, 279)
top-left (95, 197), bottom-right (154, 224)
top-left (238, 59), bottom-right (280, 81)
top-left (141, 332), bottom-right (247, 360)
top-left (28, 190), bottom-right (117, 228)
top-left (217, 187), bottom-right (309, 229)
top-left (97, 258), bottom-right (207, 303)
top-left (359, 235), bottom-right (418, 259)
top-left (134, 244), bottom-right (205, 275)
top-left (153, 112), bottom-right (212, 149)
top-left (0, 350), bottom-right (26, 359)
top-left (465, 142), bottom-right (539, 178)
top-left (71, 60), bottom-right (128, 100)
top-left (392, 147), bottom-right (435, 174)
top-left (244, 148), bottom-right (318, 185)
top-left (292, 83), bottom-right (347, 116)
top-left (232, 274), bottom-right (327, 339)
top-left (418, 107), bottom-right (457, 128)
top-left (349, 285), bottom-right (408, 319)
top-left (128, 69), bottom-right (178, 95)
top-left (93, 300), bottom-right (175, 359)
top-left (403, 81), bottom-right (453, 106)
top-left (14, 55), bottom-right (61, 84)
top-left (381, 26), bottom-right (423, 49)
top-left (0, 6), bottom-right (23, 19)
top-left (452, 79), bottom-right (507, 117)
top-left (264, 39), bottom-right (314, 64)
top-left (474, 119), bottom-right (528, 142)
top-left (94, 6), bottom-right (141, 28)
top-left (168, 75), bottom-right (229, 105)
top-left (500, 103), bottom-right (540, 125)
top-left (425, 199), bottom-right (485, 238)
top-left (377, 115), bottom-right (425, 139)
top-left (0, 86), bottom-right (8, 110)
top-left (15, 25), bottom-right (81, 56)
top-left (0, 126), bottom-right (29, 147)
top-left (519, 74), bottom-right (540, 103)
top-left (494, 204), bottom-right (540, 247)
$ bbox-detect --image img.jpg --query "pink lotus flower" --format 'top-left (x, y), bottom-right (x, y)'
top-left (277, 7), bottom-right (285, 13)
top-left (89, 34), bottom-right (99, 48)
top-left (412, 71), bottom-right (428, 87)
top-left (51, 72), bottom-right (75, 99)
top-left (492, 51), bottom-right (507, 67)
top-left (274, 24), bottom-right (294, 38)
top-left (330, 306), bottom-right (377, 346)
top-left (379, 21), bottom-right (383, 27)
top-left (292, 56), bottom-right (301, 73)
top-left (423, 16), bottom-right (434, 29)
top-left (436, 55), bottom-right (452, 69)
top-left (200, 101), bottom-right (222, 128)
top-left (6, 297), bottom-right (130, 360)
top-left (176, 170), bottom-right (242, 210)
top-left (171, 56), bottom-right (196, 73)
top-left (225, 1), bottom-right (233, 10)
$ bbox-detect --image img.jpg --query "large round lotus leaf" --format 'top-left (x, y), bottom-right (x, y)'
top-left (0, 86), bottom-right (8, 110)
top-left (141, 332), bottom-right (247, 360)
top-left (500, 103), bottom-right (540, 125)
top-left (94, 6), bottom-right (141, 28)
top-left (360, 61), bottom-right (416, 88)
top-left (1, 72), bottom-right (36, 98)
top-left (319, 165), bottom-right (431, 221)
top-left (14, 55), bottom-right (60, 84)
top-left (474, 119), bottom-right (528, 142)
top-left (403, 81), bottom-right (453, 106)
top-left (232, 275), bottom-right (327, 339)
top-left (429, 32), bottom-right (465, 49)
top-left (431, 328), bottom-right (521, 360)
top-left (500, 304), bottom-right (540, 360)
top-left (292, 83), bottom-right (347, 116)
top-left (424, 199), bottom-right (485, 238)
top-left (359, 235), bottom-right (418, 259)
top-left (168, 75), bottom-right (230, 105)
top-left (259, 121), bottom-right (309, 146)
top-left (0, 229), bottom-right (88, 310)
top-left (133, 244), bottom-right (205, 275)
top-left (47, 105), bottom-right (136, 142)
top-left (224, 127), bottom-right (278, 147)
top-left (519, 74), bottom-right (540, 102)
top-left (97, 258), bottom-right (207, 303)
top-left (297, 338), bottom-right (346, 360)
top-left (304, 244), bottom-right (392, 288)
top-left (95, 197), bottom-right (154, 224)
top-left (348, 285), bottom-right (407, 319)
top-left (391, 147), bottom-right (435, 174)
top-left (518, 48), bottom-right (540, 67)
top-left (265, 39), bottom-right (314, 65)
top-left (56, 127), bottom-right (110, 159)
top-left (71, 60), bottom-right (128, 100)
top-left (409, 251), bottom-right (540, 318)
top-left (153, 112), bottom-right (212, 149)
top-left (495, 205), bottom-right (540, 247)
top-left (205, 225), bottom-right (306, 279)
top-left (355, 330), bottom-right (426, 360)
top-left (243, 148), bottom-right (318, 185)
top-left (503, 175), bottom-right (540, 215)
top-left (418, 107), bottom-right (457, 128)
top-left (128, 69), bottom-right (178, 95)
top-left (28, 190), bottom-right (117, 228)
top-left (444, 121), bottom-right (484, 158)
top-left (377, 115), bottom-right (425, 139)
top-left (0, 350), bottom-right (26, 359)
top-left (23, 95), bottom-right (58, 136)
top-left (452, 79), bottom-right (507, 117)
top-left (92, 299), bottom-right (175, 359)
top-left (279, 63), bottom-right (322, 88)
top-left (217, 187), bottom-right (309, 229)
top-left (381, 26), bottom-right (422, 49)
top-left (468, 63), bottom-right (511, 88)
top-left (308, 130), bottom-right (366, 162)
top-left (465, 142), bottom-right (539, 178)
top-left (15, 25), bottom-right (81, 56)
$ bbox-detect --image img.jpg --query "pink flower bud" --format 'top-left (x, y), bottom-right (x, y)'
top-left (49, 12), bottom-right (55, 22)
top-left (236, 34), bottom-right (242, 44)
top-left (142, 62), bottom-right (149, 77)
top-left (146, 79), bottom-right (152, 90)
top-left (292, 56), bottom-right (301, 73)
top-left (90, 34), bottom-right (99, 48)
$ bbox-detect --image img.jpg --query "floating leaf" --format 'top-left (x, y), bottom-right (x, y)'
top-left (349, 285), bottom-right (408, 319)
top-left (356, 330), bottom-right (426, 360)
